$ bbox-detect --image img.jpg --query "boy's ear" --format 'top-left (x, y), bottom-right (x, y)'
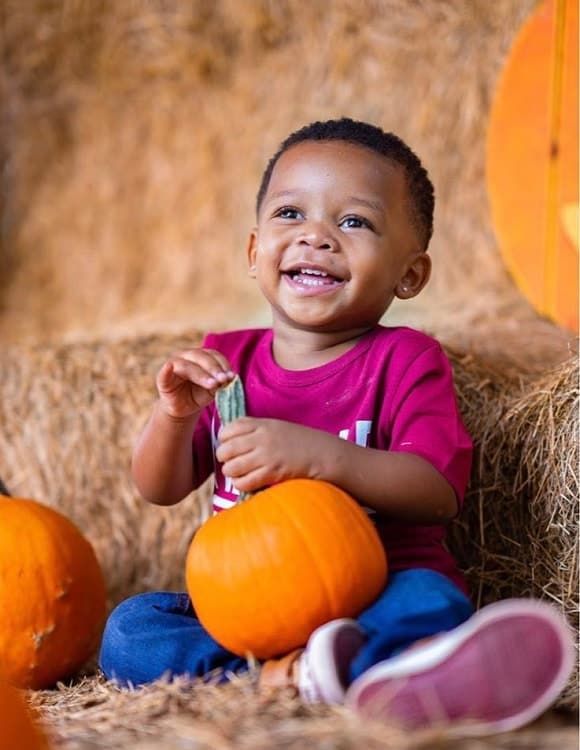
top-left (246, 229), bottom-right (258, 277)
top-left (395, 252), bottom-right (431, 299)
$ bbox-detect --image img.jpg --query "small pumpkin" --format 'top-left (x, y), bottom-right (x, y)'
top-left (186, 376), bottom-right (387, 659)
top-left (0, 488), bottom-right (107, 689)
top-left (0, 681), bottom-right (50, 750)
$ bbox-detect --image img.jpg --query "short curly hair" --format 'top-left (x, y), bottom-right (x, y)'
top-left (256, 118), bottom-right (435, 250)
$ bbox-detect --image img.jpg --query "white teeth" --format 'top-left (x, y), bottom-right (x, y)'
top-left (298, 277), bottom-right (325, 286)
top-left (300, 268), bottom-right (327, 276)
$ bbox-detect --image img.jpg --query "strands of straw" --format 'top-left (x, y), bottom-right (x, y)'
top-left (28, 673), bottom-right (578, 750)
top-left (445, 349), bottom-right (579, 708)
top-left (0, 0), bottom-right (544, 347)
top-left (0, 333), bottom-right (209, 607)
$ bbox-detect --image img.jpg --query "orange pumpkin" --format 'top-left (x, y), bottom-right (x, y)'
top-left (0, 681), bottom-right (49, 750)
top-left (185, 377), bottom-right (387, 659)
top-left (486, 0), bottom-right (578, 332)
top-left (187, 478), bottom-right (387, 658)
top-left (0, 494), bottom-right (107, 689)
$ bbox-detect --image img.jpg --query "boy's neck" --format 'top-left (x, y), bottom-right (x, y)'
top-left (271, 324), bottom-right (375, 370)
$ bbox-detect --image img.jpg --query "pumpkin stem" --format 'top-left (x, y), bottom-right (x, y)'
top-left (216, 375), bottom-right (250, 504)
top-left (0, 476), bottom-right (11, 497)
top-left (216, 374), bottom-right (247, 424)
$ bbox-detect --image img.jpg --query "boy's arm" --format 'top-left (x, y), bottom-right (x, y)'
top-left (131, 402), bottom-right (198, 506)
top-left (132, 347), bottom-right (234, 506)
top-left (216, 419), bottom-right (459, 523)
top-left (312, 432), bottom-right (458, 522)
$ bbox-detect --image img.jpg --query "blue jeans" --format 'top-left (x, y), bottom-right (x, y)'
top-left (99, 569), bottom-right (473, 687)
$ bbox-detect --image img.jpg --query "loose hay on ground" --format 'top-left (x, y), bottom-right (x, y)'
top-left (0, 331), bottom-right (577, 715)
top-left (29, 673), bottom-right (578, 750)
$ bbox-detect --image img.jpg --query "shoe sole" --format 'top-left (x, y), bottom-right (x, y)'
top-left (345, 599), bottom-right (575, 736)
top-left (301, 618), bottom-right (366, 704)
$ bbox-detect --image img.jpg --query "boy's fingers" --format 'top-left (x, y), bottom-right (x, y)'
top-left (157, 360), bottom-right (179, 388)
top-left (215, 433), bottom-right (256, 463)
top-left (218, 417), bottom-right (257, 441)
top-left (164, 358), bottom-right (221, 389)
top-left (221, 452), bottom-right (261, 480)
top-left (206, 349), bottom-right (235, 376)
top-left (174, 349), bottom-right (234, 380)
top-left (230, 467), bottom-right (270, 494)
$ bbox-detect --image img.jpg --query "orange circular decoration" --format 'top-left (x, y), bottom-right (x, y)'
top-left (487, 0), bottom-right (578, 333)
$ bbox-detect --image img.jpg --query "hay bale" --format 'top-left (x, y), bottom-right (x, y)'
top-left (445, 348), bottom-right (579, 708)
top-left (0, 332), bottom-right (577, 709)
top-left (0, 332), bottom-right (210, 607)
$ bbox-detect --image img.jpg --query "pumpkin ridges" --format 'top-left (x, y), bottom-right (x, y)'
top-left (237, 495), bottom-right (294, 653)
top-left (268, 490), bottom-right (336, 645)
top-left (191, 492), bottom-right (305, 656)
top-left (267, 488), bottom-right (337, 642)
top-left (303, 482), bottom-right (386, 617)
top-left (210, 496), bottom-right (269, 653)
top-left (288, 482), bottom-right (386, 617)
top-left (271, 483), bottom-right (358, 620)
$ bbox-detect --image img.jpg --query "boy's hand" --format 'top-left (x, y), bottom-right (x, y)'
top-left (216, 418), bottom-right (326, 492)
top-left (156, 349), bottom-right (235, 420)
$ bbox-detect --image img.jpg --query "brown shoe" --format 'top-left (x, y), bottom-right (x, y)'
top-left (259, 648), bottom-right (304, 693)
top-left (258, 618), bottom-right (366, 705)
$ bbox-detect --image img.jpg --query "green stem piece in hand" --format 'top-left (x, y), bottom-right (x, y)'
top-left (216, 375), bottom-right (250, 504)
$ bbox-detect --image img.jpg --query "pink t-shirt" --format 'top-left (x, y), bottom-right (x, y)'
top-left (192, 325), bottom-right (473, 592)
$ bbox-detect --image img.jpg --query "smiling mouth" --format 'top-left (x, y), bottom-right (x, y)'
top-left (283, 267), bottom-right (344, 287)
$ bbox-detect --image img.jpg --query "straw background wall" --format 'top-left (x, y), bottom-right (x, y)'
top-left (1, 0), bottom-right (575, 365)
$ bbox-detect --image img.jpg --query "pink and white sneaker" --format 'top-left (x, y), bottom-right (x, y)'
top-left (345, 599), bottom-right (575, 736)
top-left (259, 618), bottom-right (366, 705)
top-left (298, 618), bottom-right (366, 704)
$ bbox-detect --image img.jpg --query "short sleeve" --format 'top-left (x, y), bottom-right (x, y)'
top-left (388, 344), bottom-right (473, 506)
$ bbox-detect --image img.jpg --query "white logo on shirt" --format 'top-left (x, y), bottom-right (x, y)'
top-left (339, 420), bottom-right (372, 447)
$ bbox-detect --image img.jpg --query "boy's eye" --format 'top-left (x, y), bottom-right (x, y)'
top-left (340, 215), bottom-right (373, 230)
top-left (274, 206), bottom-right (301, 220)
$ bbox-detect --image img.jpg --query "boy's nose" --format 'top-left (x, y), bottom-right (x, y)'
top-left (297, 224), bottom-right (337, 251)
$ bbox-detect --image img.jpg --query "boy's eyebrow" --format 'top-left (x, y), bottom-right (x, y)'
top-left (265, 189), bottom-right (304, 203)
top-left (264, 191), bottom-right (384, 213)
top-left (345, 196), bottom-right (385, 213)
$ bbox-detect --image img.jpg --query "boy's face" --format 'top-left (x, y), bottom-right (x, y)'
top-left (248, 140), bottom-right (431, 335)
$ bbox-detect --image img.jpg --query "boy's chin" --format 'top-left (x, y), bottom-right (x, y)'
top-left (275, 316), bottom-right (379, 336)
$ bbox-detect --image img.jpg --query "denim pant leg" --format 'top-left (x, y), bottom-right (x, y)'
top-left (350, 568), bottom-right (474, 683)
top-left (98, 591), bottom-right (248, 687)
